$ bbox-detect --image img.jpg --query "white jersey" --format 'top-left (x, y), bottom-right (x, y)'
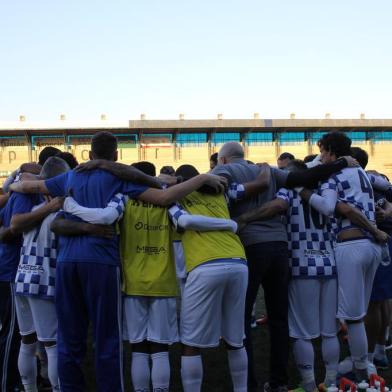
top-left (15, 202), bottom-right (58, 299)
top-left (277, 188), bottom-right (336, 278)
top-left (319, 167), bottom-right (376, 234)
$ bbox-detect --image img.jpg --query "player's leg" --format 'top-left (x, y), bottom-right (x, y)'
top-left (84, 263), bottom-right (124, 392)
top-left (15, 294), bottom-right (38, 392)
top-left (124, 296), bottom-right (150, 391)
top-left (56, 262), bottom-right (89, 391)
top-left (320, 279), bottom-right (340, 387)
top-left (243, 244), bottom-right (264, 391)
top-left (374, 299), bottom-right (391, 367)
top-left (260, 242), bottom-right (290, 390)
top-left (132, 341), bottom-right (151, 392)
top-left (365, 301), bottom-right (381, 364)
top-left (150, 343), bottom-right (170, 392)
top-left (180, 263), bottom-right (225, 391)
top-left (0, 282), bottom-right (21, 391)
top-left (336, 240), bottom-right (381, 380)
top-left (221, 262), bottom-right (248, 392)
top-left (289, 279), bottom-right (321, 392)
top-left (181, 345), bottom-right (202, 392)
top-left (29, 296), bottom-right (59, 391)
top-left (149, 297), bottom-right (179, 392)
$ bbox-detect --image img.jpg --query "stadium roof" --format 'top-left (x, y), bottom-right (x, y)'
top-left (0, 118), bottom-right (392, 137)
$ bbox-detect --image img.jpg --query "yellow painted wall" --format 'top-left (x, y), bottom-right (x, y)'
top-left (0, 141), bottom-right (392, 182)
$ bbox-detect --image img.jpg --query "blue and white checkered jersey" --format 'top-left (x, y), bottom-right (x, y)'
top-left (15, 202), bottom-right (58, 299)
top-left (277, 188), bottom-right (336, 278)
top-left (319, 167), bottom-right (376, 233)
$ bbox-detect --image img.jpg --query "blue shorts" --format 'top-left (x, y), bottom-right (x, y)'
top-left (371, 240), bottom-right (392, 302)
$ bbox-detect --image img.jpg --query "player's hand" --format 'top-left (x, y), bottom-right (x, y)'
top-left (235, 219), bottom-right (246, 233)
top-left (342, 156), bottom-right (359, 168)
top-left (86, 223), bottom-right (116, 239)
top-left (20, 162), bottom-right (42, 175)
top-left (202, 174), bottom-right (228, 193)
top-left (376, 206), bottom-right (388, 223)
top-left (75, 160), bottom-right (105, 173)
top-left (46, 197), bottom-right (65, 213)
top-left (256, 163), bottom-right (271, 183)
top-left (367, 170), bottom-right (381, 176)
top-left (158, 174), bottom-right (177, 186)
top-left (374, 228), bottom-right (389, 243)
top-left (19, 172), bottom-right (39, 182)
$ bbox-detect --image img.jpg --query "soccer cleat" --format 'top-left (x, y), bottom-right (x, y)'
top-left (373, 356), bottom-right (389, 370)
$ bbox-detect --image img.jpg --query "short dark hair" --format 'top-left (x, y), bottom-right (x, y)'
top-left (175, 164), bottom-right (219, 195)
top-left (40, 157), bottom-right (70, 179)
top-left (131, 161), bottom-right (156, 176)
top-left (278, 152), bottom-right (295, 161)
top-left (286, 159), bottom-right (307, 172)
top-left (210, 153), bottom-right (218, 164)
top-left (317, 132), bottom-right (352, 158)
top-left (350, 147), bottom-right (368, 169)
top-left (91, 131), bottom-right (118, 160)
top-left (56, 152), bottom-right (79, 169)
top-left (38, 146), bottom-right (61, 166)
top-left (175, 164), bottom-right (199, 181)
top-left (304, 154), bottom-right (318, 163)
top-left (160, 165), bottom-right (175, 176)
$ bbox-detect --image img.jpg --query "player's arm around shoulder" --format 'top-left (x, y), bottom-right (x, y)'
top-left (50, 214), bottom-right (115, 239)
top-left (235, 195), bottom-right (289, 231)
top-left (11, 197), bottom-right (64, 234)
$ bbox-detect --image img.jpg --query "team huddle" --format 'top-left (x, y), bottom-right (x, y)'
top-left (0, 130), bottom-right (391, 392)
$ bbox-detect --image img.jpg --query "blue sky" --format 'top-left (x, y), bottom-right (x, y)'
top-left (1, 0), bottom-right (391, 121)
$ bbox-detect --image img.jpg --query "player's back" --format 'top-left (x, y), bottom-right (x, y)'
top-left (330, 167), bottom-right (376, 230)
top-left (278, 188), bottom-right (336, 278)
top-left (178, 191), bottom-right (245, 272)
top-left (46, 168), bottom-right (147, 265)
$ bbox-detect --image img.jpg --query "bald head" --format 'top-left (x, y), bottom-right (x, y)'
top-left (218, 142), bottom-right (244, 165)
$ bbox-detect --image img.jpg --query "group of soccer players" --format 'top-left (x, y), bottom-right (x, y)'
top-left (0, 130), bottom-right (391, 392)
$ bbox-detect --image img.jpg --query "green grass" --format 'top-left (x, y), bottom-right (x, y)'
top-left (83, 294), bottom-right (392, 391)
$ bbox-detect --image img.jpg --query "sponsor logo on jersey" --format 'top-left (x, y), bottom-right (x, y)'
top-left (136, 245), bottom-right (167, 255)
top-left (134, 221), bottom-right (169, 231)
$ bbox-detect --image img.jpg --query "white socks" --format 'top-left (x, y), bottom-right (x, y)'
top-left (347, 322), bottom-right (368, 370)
top-left (374, 343), bottom-right (386, 360)
top-left (227, 347), bottom-right (248, 392)
top-left (45, 345), bottom-right (60, 390)
top-left (293, 339), bottom-right (317, 392)
top-left (321, 336), bottom-right (339, 386)
top-left (151, 352), bottom-right (170, 391)
top-left (132, 352), bottom-right (151, 392)
top-left (18, 342), bottom-right (38, 392)
top-left (181, 355), bottom-right (203, 392)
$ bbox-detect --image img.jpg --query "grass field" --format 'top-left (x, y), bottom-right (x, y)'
top-left (83, 293), bottom-right (392, 391)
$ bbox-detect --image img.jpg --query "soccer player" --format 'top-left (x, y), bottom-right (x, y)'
top-left (350, 147), bottom-right (392, 370)
top-left (10, 157), bottom-right (70, 392)
top-left (0, 178), bottom-right (43, 391)
top-left (9, 131), bottom-right (227, 392)
top-left (168, 164), bottom-right (248, 392)
top-left (61, 160), bottom-right (244, 392)
top-left (235, 159), bottom-right (387, 392)
top-left (277, 152), bottom-right (295, 169)
top-left (300, 132), bottom-right (384, 381)
top-left (213, 141), bottom-right (357, 392)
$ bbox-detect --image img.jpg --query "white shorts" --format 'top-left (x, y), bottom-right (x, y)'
top-left (15, 295), bottom-right (57, 342)
top-left (123, 296), bottom-right (179, 344)
top-left (180, 261), bottom-right (248, 348)
top-left (289, 278), bottom-right (338, 339)
top-left (335, 239), bottom-right (382, 320)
